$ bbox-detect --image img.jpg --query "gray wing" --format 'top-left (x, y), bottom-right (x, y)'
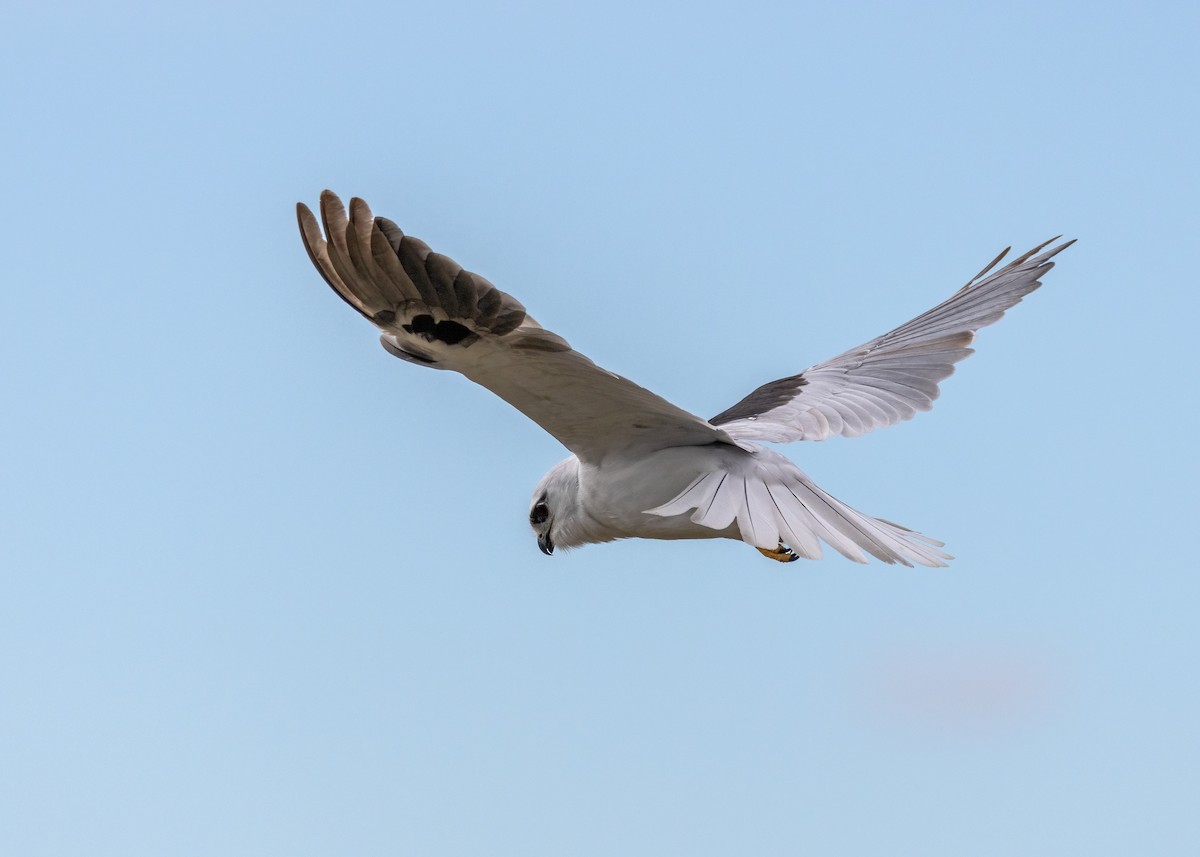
top-left (711, 238), bottom-right (1074, 443)
top-left (298, 191), bottom-right (735, 463)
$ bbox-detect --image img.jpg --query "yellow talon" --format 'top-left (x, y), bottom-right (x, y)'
top-left (757, 544), bottom-right (800, 563)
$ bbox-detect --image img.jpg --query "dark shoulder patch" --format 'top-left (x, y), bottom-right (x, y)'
top-left (710, 374), bottom-right (808, 425)
top-left (434, 320), bottom-right (472, 345)
top-left (398, 314), bottom-right (475, 346)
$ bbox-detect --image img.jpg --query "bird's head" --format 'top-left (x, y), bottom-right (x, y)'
top-left (529, 457), bottom-right (584, 557)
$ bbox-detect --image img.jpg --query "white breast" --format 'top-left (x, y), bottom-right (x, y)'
top-left (576, 445), bottom-right (747, 543)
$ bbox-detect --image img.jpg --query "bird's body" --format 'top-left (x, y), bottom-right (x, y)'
top-left (534, 442), bottom-right (951, 565)
top-left (298, 191), bottom-right (1071, 566)
top-left (539, 445), bottom-right (744, 549)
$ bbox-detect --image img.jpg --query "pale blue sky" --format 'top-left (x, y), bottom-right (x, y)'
top-left (2, 1), bottom-right (1197, 854)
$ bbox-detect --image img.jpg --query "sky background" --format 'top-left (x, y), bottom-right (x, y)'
top-left (2, 1), bottom-right (1197, 854)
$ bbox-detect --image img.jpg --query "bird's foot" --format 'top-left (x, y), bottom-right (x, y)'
top-left (756, 543), bottom-right (800, 563)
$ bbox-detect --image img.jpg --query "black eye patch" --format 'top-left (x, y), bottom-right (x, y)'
top-left (530, 502), bottom-right (549, 524)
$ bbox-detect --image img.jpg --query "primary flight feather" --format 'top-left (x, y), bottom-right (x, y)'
top-left (298, 190), bottom-right (1072, 566)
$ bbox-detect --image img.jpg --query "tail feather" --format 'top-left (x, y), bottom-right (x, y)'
top-left (647, 463), bottom-right (952, 568)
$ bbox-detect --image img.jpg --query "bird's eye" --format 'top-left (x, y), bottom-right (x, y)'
top-left (530, 502), bottom-right (549, 525)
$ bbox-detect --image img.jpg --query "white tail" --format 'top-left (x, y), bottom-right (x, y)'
top-left (646, 461), bottom-right (952, 567)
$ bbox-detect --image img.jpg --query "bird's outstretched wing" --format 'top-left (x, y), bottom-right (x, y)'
top-left (298, 191), bottom-right (733, 463)
top-left (710, 238), bottom-right (1074, 443)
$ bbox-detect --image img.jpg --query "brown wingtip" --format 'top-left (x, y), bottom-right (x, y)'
top-left (348, 196), bottom-right (375, 230)
top-left (295, 201), bottom-right (328, 279)
top-left (963, 246), bottom-right (1010, 289)
top-left (1050, 236), bottom-right (1078, 252)
top-left (318, 190), bottom-right (348, 237)
top-left (296, 194), bottom-right (379, 321)
top-left (1009, 235), bottom-right (1063, 267)
top-left (964, 236), bottom-right (1076, 290)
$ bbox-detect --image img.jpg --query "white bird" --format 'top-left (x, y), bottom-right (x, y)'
top-left (297, 191), bottom-right (1071, 566)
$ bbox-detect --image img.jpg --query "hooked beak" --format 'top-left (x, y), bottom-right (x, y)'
top-left (537, 533), bottom-right (554, 556)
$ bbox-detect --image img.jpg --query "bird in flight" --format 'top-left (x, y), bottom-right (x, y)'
top-left (297, 191), bottom-right (1071, 566)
